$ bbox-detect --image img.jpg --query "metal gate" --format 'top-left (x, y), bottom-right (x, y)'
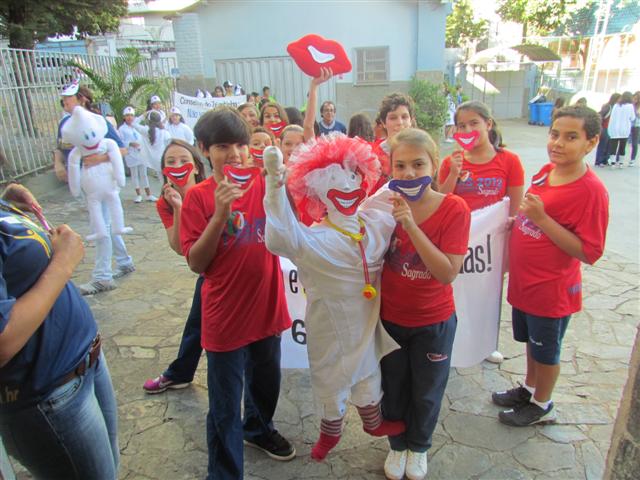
top-left (215, 56), bottom-right (336, 111)
top-left (0, 48), bottom-right (176, 182)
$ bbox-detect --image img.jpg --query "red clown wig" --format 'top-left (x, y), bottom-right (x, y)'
top-left (287, 133), bottom-right (381, 223)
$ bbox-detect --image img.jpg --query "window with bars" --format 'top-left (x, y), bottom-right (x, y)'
top-left (354, 47), bottom-right (389, 85)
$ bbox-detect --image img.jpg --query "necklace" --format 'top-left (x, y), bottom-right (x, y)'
top-left (324, 216), bottom-right (377, 300)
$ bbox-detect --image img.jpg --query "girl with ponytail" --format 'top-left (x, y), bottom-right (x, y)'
top-left (133, 110), bottom-right (171, 175)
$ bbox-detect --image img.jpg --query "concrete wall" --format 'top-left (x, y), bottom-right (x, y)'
top-left (337, 81), bottom-right (411, 126)
top-left (172, 13), bottom-right (207, 90)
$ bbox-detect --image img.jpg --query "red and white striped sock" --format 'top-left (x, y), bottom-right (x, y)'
top-left (311, 418), bottom-right (343, 461)
top-left (357, 403), bottom-right (406, 437)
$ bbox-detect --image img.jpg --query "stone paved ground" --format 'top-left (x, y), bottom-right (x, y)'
top-left (12, 120), bottom-right (640, 479)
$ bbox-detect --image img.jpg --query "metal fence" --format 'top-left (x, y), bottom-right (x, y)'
top-left (0, 47), bottom-right (176, 182)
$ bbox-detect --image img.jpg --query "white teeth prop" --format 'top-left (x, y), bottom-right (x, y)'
top-left (459, 137), bottom-right (475, 145)
top-left (229, 172), bottom-right (251, 184)
top-left (172, 171), bottom-right (188, 179)
top-left (397, 185), bottom-right (422, 196)
top-left (307, 45), bottom-right (335, 64)
top-left (336, 197), bottom-right (357, 209)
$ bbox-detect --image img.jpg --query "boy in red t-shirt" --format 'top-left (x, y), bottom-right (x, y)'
top-left (493, 106), bottom-right (609, 427)
top-left (180, 108), bottom-right (294, 479)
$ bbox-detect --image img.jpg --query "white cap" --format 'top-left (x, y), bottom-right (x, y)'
top-left (122, 106), bottom-right (135, 116)
top-left (60, 80), bottom-right (79, 96)
top-left (170, 106), bottom-right (182, 115)
top-left (150, 95), bottom-right (162, 104)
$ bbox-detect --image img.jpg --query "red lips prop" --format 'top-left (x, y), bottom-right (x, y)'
top-left (163, 163), bottom-right (194, 187)
top-left (287, 34), bottom-right (352, 78)
top-left (453, 131), bottom-right (480, 151)
top-left (249, 148), bottom-right (265, 167)
top-left (267, 121), bottom-right (287, 138)
top-left (223, 165), bottom-right (262, 190)
top-left (326, 188), bottom-right (365, 216)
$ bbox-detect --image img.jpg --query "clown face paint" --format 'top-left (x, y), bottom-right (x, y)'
top-left (308, 163), bottom-right (365, 217)
top-left (388, 176), bottom-right (432, 201)
top-left (326, 188), bottom-right (366, 216)
top-left (163, 163), bottom-right (194, 187)
top-left (224, 165), bottom-right (261, 190)
top-left (453, 131), bottom-right (480, 151)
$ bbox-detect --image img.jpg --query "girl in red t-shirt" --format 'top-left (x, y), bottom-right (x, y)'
top-left (380, 128), bottom-right (470, 480)
top-left (260, 102), bottom-right (289, 140)
top-left (439, 101), bottom-right (525, 364)
top-left (142, 139), bottom-right (207, 393)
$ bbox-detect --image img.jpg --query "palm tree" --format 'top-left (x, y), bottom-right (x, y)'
top-left (67, 48), bottom-right (167, 124)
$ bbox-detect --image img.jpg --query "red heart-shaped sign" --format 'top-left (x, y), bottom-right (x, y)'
top-left (287, 34), bottom-right (352, 78)
top-left (453, 131), bottom-right (480, 151)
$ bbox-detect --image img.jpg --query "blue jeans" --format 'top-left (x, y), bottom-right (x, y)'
top-left (631, 126), bottom-right (639, 161)
top-left (164, 276), bottom-right (204, 383)
top-left (206, 335), bottom-right (282, 480)
top-left (381, 314), bottom-right (457, 453)
top-left (595, 127), bottom-right (610, 165)
top-left (0, 351), bottom-right (119, 479)
top-left (93, 202), bottom-right (133, 282)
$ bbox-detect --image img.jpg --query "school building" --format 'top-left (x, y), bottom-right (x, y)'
top-left (169, 0), bottom-right (451, 121)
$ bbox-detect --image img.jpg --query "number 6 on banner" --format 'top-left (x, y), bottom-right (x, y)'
top-left (291, 319), bottom-right (307, 345)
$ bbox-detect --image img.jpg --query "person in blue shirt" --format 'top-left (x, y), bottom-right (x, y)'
top-left (58, 82), bottom-right (135, 295)
top-left (0, 183), bottom-right (119, 479)
top-left (318, 101), bottom-right (347, 135)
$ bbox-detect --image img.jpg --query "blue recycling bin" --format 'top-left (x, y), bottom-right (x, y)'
top-left (528, 103), bottom-right (540, 125)
top-left (538, 102), bottom-right (554, 126)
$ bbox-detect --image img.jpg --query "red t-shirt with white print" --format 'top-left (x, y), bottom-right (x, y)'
top-left (382, 194), bottom-right (471, 327)
top-left (508, 163), bottom-right (609, 318)
top-left (439, 149), bottom-right (524, 211)
top-left (180, 175), bottom-right (291, 352)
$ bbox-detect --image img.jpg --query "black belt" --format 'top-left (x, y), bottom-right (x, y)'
top-left (56, 334), bottom-right (102, 387)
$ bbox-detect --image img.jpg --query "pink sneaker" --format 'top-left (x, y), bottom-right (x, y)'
top-left (143, 375), bottom-right (190, 394)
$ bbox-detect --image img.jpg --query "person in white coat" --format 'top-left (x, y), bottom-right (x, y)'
top-left (607, 91), bottom-right (637, 167)
top-left (166, 107), bottom-right (195, 145)
top-left (118, 106), bottom-right (157, 203)
top-left (263, 134), bottom-right (405, 462)
top-left (132, 110), bottom-right (171, 175)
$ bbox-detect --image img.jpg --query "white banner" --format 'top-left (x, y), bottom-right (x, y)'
top-left (279, 198), bottom-right (510, 369)
top-left (172, 92), bottom-right (247, 129)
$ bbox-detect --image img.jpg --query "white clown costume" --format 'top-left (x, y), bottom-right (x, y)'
top-left (62, 105), bottom-right (132, 241)
top-left (263, 134), bottom-right (403, 461)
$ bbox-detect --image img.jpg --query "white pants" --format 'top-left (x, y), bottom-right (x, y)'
top-left (315, 369), bottom-right (383, 420)
top-left (130, 165), bottom-right (149, 189)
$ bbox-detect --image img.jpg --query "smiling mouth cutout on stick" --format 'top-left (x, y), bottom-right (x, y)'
top-left (388, 176), bottom-right (432, 201)
top-left (453, 131), bottom-right (480, 151)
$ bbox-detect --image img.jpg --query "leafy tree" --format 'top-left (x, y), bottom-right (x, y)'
top-left (495, 0), bottom-right (589, 39)
top-left (409, 77), bottom-right (449, 141)
top-left (69, 48), bottom-right (166, 125)
top-left (446, 0), bottom-right (489, 48)
top-left (0, 0), bottom-right (128, 49)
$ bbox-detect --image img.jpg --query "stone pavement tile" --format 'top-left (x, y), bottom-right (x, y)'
top-left (443, 413), bottom-right (534, 451)
top-left (428, 444), bottom-right (492, 479)
top-left (513, 439), bottom-right (576, 472)
top-left (579, 441), bottom-right (605, 480)
top-left (449, 397), bottom-right (504, 418)
top-left (555, 404), bottom-right (612, 425)
top-left (539, 425), bottom-right (588, 444)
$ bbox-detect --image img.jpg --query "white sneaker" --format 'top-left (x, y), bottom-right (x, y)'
top-left (134, 195), bottom-right (143, 203)
top-left (405, 451), bottom-right (427, 480)
top-left (384, 449), bottom-right (407, 480)
top-left (146, 194), bottom-right (158, 202)
top-left (486, 350), bottom-right (504, 364)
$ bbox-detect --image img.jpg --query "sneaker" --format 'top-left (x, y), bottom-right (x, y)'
top-left (630, 160), bottom-right (636, 167)
top-left (77, 280), bottom-right (116, 296)
top-left (492, 384), bottom-right (532, 407)
top-left (146, 194), bottom-right (158, 202)
top-left (143, 375), bottom-right (190, 394)
top-left (113, 264), bottom-right (135, 279)
top-left (499, 401), bottom-right (556, 427)
top-left (617, 162), bottom-right (624, 169)
top-left (244, 430), bottom-right (295, 461)
top-left (405, 450), bottom-right (428, 480)
top-left (384, 449), bottom-right (407, 480)
top-left (134, 195), bottom-right (143, 203)
top-left (486, 350), bottom-right (504, 364)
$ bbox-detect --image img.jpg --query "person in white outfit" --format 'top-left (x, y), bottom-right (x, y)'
top-left (166, 107), bottom-right (195, 145)
top-left (133, 110), bottom-right (172, 177)
top-left (118, 106), bottom-right (157, 203)
top-left (263, 134), bottom-right (405, 462)
top-left (607, 91), bottom-right (637, 168)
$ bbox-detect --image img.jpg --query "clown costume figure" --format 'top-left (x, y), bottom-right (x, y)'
top-left (263, 134), bottom-right (404, 461)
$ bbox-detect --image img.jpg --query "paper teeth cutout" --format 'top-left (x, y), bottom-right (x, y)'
top-left (229, 172), bottom-right (252, 183)
top-left (396, 185), bottom-right (422, 197)
top-left (308, 45), bottom-right (335, 64)
top-left (336, 197), bottom-right (357, 208)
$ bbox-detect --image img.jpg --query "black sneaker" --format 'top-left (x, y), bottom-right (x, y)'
top-left (499, 402), bottom-right (556, 427)
top-left (492, 384), bottom-right (532, 407)
top-left (244, 430), bottom-right (296, 461)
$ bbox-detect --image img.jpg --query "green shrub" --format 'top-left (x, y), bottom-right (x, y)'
top-left (409, 77), bottom-right (449, 140)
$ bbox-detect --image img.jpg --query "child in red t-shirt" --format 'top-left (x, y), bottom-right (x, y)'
top-left (143, 139), bottom-right (207, 394)
top-left (493, 106), bottom-right (609, 427)
top-left (380, 128), bottom-right (471, 480)
top-left (439, 101), bottom-right (525, 364)
top-left (180, 107), bottom-right (295, 479)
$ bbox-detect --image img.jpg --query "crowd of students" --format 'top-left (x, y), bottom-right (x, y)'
top-left (0, 69), bottom-right (612, 480)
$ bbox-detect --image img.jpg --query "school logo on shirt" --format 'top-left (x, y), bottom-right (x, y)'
top-left (387, 234), bottom-right (432, 280)
top-left (222, 216), bottom-right (266, 247)
top-left (0, 215), bottom-right (51, 257)
top-left (457, 176), bottom-right (503, 198)
top-left (516, 213), bottom-right (542, 240)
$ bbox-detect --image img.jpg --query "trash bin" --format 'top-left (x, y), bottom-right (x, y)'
top-left (538, 102), bottom-right (554, 126)
top-left (528, 103), bottom-right (540, 125)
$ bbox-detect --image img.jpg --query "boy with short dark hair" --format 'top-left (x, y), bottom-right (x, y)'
top-left (493, 106), bottom-right (609, 426)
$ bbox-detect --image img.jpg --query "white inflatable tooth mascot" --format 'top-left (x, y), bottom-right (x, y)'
top-left (263, 134), bottom-right (403, 461)
top-left (62, 105), bottom-right (132, 241)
